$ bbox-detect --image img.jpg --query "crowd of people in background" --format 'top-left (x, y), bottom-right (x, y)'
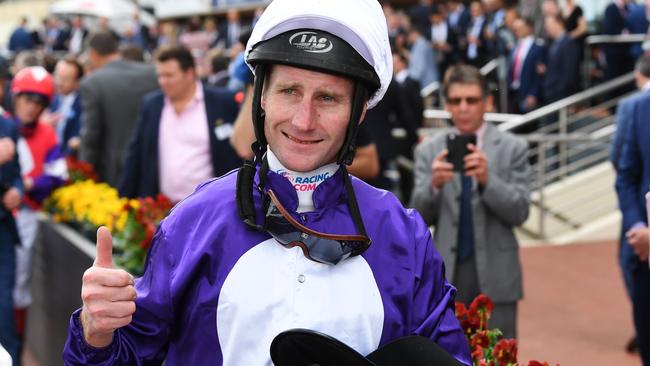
top-left (0, 0), bottom-right (650, 365)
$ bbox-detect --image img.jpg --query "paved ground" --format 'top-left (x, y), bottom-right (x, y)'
top-left (22, 240), bottom-right (643, 366)
top-left (518, 240), bottom-right (642, 366)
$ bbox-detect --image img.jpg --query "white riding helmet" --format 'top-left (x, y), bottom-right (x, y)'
top-left (244, 0), bottom-right (392, 164)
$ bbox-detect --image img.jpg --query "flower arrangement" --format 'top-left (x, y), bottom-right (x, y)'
top-left (45, 180), bottom-right (128, 233)
top-left (112, 194), bottom-right (172, 276)
top-left (456, 294), bottom-right (557, 366)
top-left (44, 158), bottom-right (172, 276)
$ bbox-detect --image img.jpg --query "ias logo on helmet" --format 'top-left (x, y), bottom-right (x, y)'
top-left (289, 31), bottom-right (333, 53)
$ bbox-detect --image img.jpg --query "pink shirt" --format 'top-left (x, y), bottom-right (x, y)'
top-left (158, 82), bottom-right (213, 203)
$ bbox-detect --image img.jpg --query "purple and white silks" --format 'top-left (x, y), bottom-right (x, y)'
top-left (63, 167), bottom-right (471, 365)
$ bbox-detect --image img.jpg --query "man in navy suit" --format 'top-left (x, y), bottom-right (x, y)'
top-left (541, 14), bottom-right (578, 104)
top-left (51, 56), bottom-right (84, 156)
top-left (0, 116), bottom-right (22, 366)
top-left (616, 54), bottom-right (650, 366)
top-left (8, 17), bottom-right (34, 53)
top-left (508, 17), bottom-right (544, 113)
top-left (602, 0), bottom-right (633, 81)
top-left (611, 54), bottom-right (650, 356)
top-left (119, 46), bottom-right (241, 202)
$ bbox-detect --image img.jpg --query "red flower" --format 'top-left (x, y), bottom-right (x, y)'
top-left (455, 301), bottom-right (467, 318)
top-left (471, 330), bottom-right (491, 348)
top-left (470, 294), bottom-right (494, 329)
top-left (65, 156), bottom-right (99, 182)
top-left (472, 345), bottom-right (485, 362)
top-left (493, 338), bottom-right (517, 366)
top-left (470, 294), bottom-right (494, 314)
top-left (455, 295), bottom-right (555, 366)
top-left (461, 311), bottom-right (481, 336)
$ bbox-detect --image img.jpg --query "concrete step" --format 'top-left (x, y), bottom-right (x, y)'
top-left (518, 162), bottom-right (619, 245)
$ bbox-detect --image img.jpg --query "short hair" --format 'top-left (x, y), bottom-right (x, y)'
top-left (155, 46), bottom-right (195, 71)
top-left (120, 44), bottom-right (145, 62)
top-left (520, 17), bottom-right (535, 30)
top-left (86, 31), bottom-right (118, 56)
top-left (59, 55), bottom-right (84, 80)
top-left (13, 50), bottom-right (41, 70)
top-left (442, 64), bottom-right (489, 98)
top-left (391, 48), bottom-right (408, 65)
top-left (211, 54), bottom-right (229, 73)
top-left (635, 55), bottom-right (650, 78)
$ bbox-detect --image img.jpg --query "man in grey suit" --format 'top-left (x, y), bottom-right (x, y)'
top-left (80, 31), bottom-right (158, 186)
top-left (410, 65), bottom-right (531, 339)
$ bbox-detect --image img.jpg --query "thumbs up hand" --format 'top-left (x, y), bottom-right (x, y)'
top-left (80, 227), bottom-right (137, 348)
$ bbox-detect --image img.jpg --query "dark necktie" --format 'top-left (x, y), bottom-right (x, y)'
top-left (457, 175), bottom-right (475, 261)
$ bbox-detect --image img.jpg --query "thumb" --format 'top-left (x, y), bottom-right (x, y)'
top-left (94, 226), bottom-right (114, 268)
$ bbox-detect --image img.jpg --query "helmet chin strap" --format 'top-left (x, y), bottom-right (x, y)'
top-left (251, 64), bottom-right (268, 163)
top-left (336, 83), bottom-right (367, 166)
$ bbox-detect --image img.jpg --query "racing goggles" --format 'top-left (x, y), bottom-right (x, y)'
top-left (265, 189), bottom-right (371, 265)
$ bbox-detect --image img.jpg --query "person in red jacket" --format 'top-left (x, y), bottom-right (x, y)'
top-left (10, 66), bottom-right (66, 346)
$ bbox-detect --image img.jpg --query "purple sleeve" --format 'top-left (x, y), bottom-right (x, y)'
top-left (410, 212), bottom-right (472, 366)
top-left (63, 226), bottom-right (174, 365)
top-left (28, 146), bottom-right (66, 203)
top-left (29, 175), bottom-right (64, 203)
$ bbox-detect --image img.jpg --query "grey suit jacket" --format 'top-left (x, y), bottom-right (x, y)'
top-left (409, 123), bottom-right (531, 302)
top-left (79, 60), bottom-right (158, 187)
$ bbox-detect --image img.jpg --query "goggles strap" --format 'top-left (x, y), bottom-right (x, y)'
top-left (341, 166), bottom-right (369, 239)
top-left (236, 154), bottom-right (270, 232)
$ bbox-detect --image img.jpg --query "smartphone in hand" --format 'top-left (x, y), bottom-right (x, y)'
top-left (446, 133), bottom-right (476, 171)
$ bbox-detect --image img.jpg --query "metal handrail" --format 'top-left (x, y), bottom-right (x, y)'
top-left (498, 72), bottom-right (634, 131)
top-left (480, 58), bottom-right (498, 75)
top-left (420, 81), bottom-right (441, 98)
top-left (583, 33), bottom-right (646, 88)
top-left (422, 110), bottom-right (521, 123)
top-left (586, 33), bottom-right (646, 45)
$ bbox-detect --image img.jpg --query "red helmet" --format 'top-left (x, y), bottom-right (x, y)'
top-left (11, 66), bottom-right (55, 102)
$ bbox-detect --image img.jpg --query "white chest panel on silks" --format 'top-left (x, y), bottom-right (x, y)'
top-left (16, 137), bottom-right (34, 176)
top-left (216, 238), bottom-right (384, 365)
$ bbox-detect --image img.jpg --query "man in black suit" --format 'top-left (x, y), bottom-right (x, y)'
top-left (119, 46), bottom-right (241, 202)
top-left (429, 6), bottom-right (459, 76)
top-left (392, 50), bottom-right (422, 203)
top-left (448, 0), bottom-right (471, 43)
top-left (79, 31), bottom-right (158, 186)
top-left (67, 16), bottom-right (88, 55)
top-left (466, 0), bottom-right (489, 66)
top-left (218, 8), bottom-right (244, 50)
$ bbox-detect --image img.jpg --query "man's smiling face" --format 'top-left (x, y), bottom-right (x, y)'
top-left (262, 64), bottom-right (363, 172)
